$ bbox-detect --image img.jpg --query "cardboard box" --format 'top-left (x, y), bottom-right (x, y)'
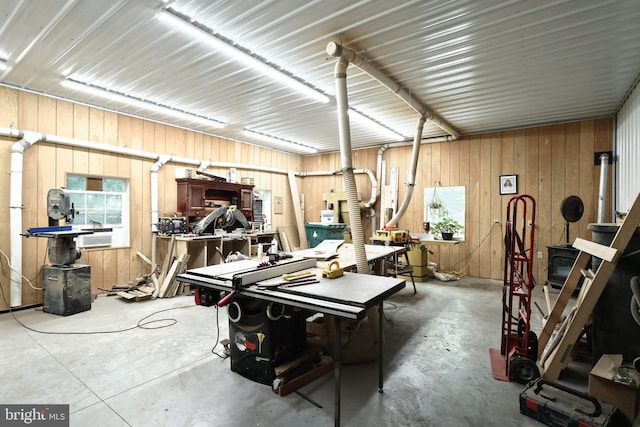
top-left (589, 354), bottom-right (640, 426)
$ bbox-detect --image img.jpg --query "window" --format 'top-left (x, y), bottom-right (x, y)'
top-left (255, 189), bottom-right (272, 227)
top-left (424, 185), bottom-right (466, 241)
top-left (66, 175), bottom-right (130, 248)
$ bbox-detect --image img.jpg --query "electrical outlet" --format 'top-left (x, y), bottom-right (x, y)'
top-left (537, 251), bottom-right (543, 259)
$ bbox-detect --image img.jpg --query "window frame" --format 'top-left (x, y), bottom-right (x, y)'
top-left (65, 174), bottom-right (130, 249)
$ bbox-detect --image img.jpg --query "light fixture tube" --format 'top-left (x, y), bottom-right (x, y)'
top-left (242, 129), bottom-right (317, 154)
top-left (62, 79), bottom-right (225, 129)
top-left (348, 109), bottom-right (406, 141)
top-left (158, 9), bottom-right (330, 104)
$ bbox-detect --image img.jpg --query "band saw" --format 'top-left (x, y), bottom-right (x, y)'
top-left (23, 188), bottom-right (96, 315)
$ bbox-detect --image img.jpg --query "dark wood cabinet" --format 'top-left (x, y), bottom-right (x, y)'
top-left (176, 178), bottom-right (254, 230)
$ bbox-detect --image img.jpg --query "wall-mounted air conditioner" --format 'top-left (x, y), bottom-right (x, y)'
top-left (76, 232), bottom-right (113, 248)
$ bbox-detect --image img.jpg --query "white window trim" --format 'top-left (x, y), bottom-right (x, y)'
top-left (65, 179), bottom-right (130, 249)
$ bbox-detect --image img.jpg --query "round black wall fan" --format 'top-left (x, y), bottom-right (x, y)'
top-left (560, 195), bottom-right (584, 243)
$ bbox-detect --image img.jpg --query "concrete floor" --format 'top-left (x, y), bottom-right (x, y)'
top-left (0, 277), bottom-right (593, 426)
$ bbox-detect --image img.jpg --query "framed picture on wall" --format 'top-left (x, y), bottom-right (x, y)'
top-left (500, 175), bottom-right (517, 195)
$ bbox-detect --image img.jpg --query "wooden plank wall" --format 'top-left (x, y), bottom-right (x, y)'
top-left (0, 87), bottom-right (301, 310)
top-left (0, 85), bottom-right (613, 310)
top-left (302, 119), bottom-right (613, 284)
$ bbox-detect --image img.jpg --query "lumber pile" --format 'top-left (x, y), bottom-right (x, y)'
top-left (156, 253), bottom-right (190, 298)
top-left (152, 234), bottom-right (191, 298)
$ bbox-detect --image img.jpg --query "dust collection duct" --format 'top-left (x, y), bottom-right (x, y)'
top-left (326, 41), bottom-right (459, 273)
top-left (326, 42), bottom-right (458, 364)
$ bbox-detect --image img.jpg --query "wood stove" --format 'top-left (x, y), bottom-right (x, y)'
top-left (545, 195), bottom-right (588, 289)
top-left (546, 244), bottom-right (588, 289)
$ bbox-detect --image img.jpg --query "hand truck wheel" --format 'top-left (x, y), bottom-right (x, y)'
top-left (510, 356), bottom-right (540, 384)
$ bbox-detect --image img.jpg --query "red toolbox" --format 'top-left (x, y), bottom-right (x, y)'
top-left (520, 379), bottom-right (617, 426)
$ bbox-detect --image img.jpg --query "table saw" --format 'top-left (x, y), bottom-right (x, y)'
top-left (176, 257), bottom-right (405, 427)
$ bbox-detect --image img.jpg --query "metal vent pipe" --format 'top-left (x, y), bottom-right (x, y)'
top-left (597, 153), bottom-right (610, 223)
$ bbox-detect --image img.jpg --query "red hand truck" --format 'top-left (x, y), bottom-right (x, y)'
top-left (490, 194), bottom-right (540, 383)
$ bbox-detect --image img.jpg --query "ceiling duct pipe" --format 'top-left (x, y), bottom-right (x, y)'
top-left (598, 153), bottom-right (610, 223)
top-left (327, 42), bottom-right (459, 229)
top-left (200, 160), bottom-right (293, 176)
top-left (326, 42), bottom-right (459, 139)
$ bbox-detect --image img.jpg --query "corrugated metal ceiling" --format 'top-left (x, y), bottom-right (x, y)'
top-left (1, 0), bottom-right (639, 154)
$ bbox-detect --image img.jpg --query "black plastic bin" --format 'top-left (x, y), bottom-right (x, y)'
top-left (588, 223), bottom-right (640, 363)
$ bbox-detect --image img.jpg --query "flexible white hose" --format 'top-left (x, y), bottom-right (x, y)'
top-left (333, 55), bottom-right (369, 274)
top-left (386, 116), bottom-right (426, 228)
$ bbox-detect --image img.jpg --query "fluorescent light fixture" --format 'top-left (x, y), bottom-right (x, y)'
top-left (242, 129), bottom-right (317, 154)
top-left (0, 59), bottom-right (8, 72)
top-left (348, 109), bottom-right (406, 141)
top-left (158, 8), bottom-right (330, 104)
top-left (62, 78), bottom-right (225, 129)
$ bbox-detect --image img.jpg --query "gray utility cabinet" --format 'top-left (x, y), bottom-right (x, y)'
top-left (43, 265), bottom-right (91, 316)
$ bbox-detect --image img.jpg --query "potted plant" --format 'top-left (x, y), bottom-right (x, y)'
top-left (427, 185), bottom-right (448, 219)
top-left (431, 217), bottom-right (463, 240)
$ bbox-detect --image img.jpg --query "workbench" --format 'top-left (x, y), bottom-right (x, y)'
top-left (154, 233), bottom-right (251, 270)
top-left (292, 242), bottom-right (404, 275)
top-left (177, 258), bottom-right (405, 426)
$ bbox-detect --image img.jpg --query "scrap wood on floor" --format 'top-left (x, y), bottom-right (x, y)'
top-left (101, 244), bottom-right (191, 302)
top-left (116, 285), bottom-right (155, 302)
top-left (99, 269), bottom-right (158, 302)
top-left (99, 250), bottom-right (163, 302)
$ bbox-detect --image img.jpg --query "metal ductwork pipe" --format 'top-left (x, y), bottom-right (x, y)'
top-left (597, 153), bottom-right (610, 223)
